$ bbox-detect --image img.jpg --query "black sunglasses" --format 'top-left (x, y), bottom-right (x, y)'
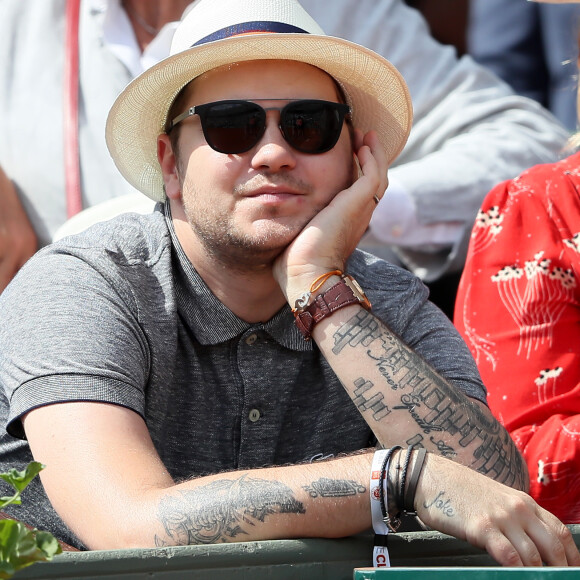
top-left (167, 99), bottom-right (351, 155)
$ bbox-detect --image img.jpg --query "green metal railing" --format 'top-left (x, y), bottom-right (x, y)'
top-left (12, 525), bottom-right (580, 579)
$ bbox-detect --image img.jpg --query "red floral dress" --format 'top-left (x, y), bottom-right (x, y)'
top-left (454, 152), bottom-right (580, 523)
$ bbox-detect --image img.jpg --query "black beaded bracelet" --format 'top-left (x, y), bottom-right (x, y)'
top-left (403, 447), bottom-right (427, 515)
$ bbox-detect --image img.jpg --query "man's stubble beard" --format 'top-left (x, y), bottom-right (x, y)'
top-left (178, 162), bottom-right (354, 274)
top-left (181, 189), bottom-right (317, 273)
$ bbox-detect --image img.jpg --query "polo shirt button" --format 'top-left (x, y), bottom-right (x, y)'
top-left (248, 408), bottom-right (261, 422)
top-left (245, 333), bottom-right (258, 345)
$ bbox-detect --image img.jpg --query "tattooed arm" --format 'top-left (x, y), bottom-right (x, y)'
top-left (22, 401), bottom-right (373, 549)
top-left (310, 299), bottom-right (529, 490)
top-left (22, 401), bottom-right (578, 564)
top-left (154, 469), bottom-right (368, 547)
top-left (270, 131), bottom-right (527, 490)
top-left (392, 449), bottom-right (579, 567)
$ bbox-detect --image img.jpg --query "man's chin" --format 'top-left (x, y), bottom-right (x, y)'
top-left (244, 220), bottom-right (305, 247)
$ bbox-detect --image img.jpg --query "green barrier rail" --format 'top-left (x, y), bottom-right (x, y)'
top-left (12, 525), bottom-right (580, 579)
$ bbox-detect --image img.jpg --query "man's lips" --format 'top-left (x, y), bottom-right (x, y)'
top-left (243, 187), bottom-right (305, 203)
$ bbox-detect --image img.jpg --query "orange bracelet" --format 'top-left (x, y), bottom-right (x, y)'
top-left (310, 270), bottom-right (343, 293)
top-left (292, 269), bottom-right (343, 312)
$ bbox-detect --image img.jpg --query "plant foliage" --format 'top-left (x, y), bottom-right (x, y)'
top-left (0, 462), bottom-right (61, 578)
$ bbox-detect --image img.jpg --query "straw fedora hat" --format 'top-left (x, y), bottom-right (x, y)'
top-left (106, 0), bottom-right (413, 202)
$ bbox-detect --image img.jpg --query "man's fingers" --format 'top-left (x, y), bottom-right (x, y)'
top-left (363, 130), bottom-right (388, 189)
top-left (483, 531), bottom-right (525, 567)
top-left (532, 511), bottom-right (580, 566)
top-left (482, 510), bottom-right (580, 567)
top-left (504, 526), bottom-right (547, 567)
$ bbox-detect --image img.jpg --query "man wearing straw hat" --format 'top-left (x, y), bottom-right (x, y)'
top-left (0, 0), bottom-right (578, 565)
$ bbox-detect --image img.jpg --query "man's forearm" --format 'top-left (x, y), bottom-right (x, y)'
top-left (314, 307), bottom-right (529, 490)
top-left (151, 453), bottom-right (373, 548)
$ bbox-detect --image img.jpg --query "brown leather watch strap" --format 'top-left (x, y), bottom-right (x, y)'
top-left (294, 276), bottom-right (370, 340)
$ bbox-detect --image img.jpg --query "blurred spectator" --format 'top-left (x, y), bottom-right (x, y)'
top-left (455, 0), bottom-right (580, 525)
top-left (468, 0), bottom-right (580, 130)
top-left (405, 0), bottom-right (469, 55)
top-left (454, 150), bottom-right (580, 523)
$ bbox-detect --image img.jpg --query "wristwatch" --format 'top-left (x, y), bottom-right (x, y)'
top-left (293, 274), bottom-right (371, 340)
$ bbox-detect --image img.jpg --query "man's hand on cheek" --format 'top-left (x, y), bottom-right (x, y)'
top-left (273, 129), bottom-right (389, 303)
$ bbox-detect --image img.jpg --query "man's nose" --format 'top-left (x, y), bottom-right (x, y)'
top-left (250, 114), bottom-right (297, 171)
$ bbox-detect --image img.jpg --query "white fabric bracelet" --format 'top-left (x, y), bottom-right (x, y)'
top-left (370, 449), bottom-right (391, 568)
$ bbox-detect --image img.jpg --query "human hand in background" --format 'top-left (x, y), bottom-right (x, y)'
top-left (0, 165), bottom-right (37, 292)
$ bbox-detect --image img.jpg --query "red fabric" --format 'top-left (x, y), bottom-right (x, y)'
top-left (454, 152), bottom-right (580, 523)
top-left (64, 0), bottom-right (82, 217)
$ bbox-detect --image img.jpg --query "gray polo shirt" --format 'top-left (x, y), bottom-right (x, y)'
top-left (0, 203), bottom-right (486, 548)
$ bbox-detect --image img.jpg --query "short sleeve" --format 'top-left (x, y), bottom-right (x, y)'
top-left (0, 251), bottom-right (150, 438)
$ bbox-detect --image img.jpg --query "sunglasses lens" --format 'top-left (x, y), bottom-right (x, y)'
top-left (202, 102), bottom-right (266, 154)
top-left (282, 101), bottom-right (347, 154)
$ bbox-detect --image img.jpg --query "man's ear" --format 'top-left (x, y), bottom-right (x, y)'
top-left (157, 134), bottom-right (181, 200)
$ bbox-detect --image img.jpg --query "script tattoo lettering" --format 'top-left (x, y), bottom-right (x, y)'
top-left (423, 491), bottom-right (455, 517)
top-left (331, 311), bottom-right (528, 489)
top-left (393, 393), bottom-right (443, 434)
top-left (430, 437), bottom-right (457, 458)
top-left (302, 477), bottom-right (366, 498)
top-left (154, 475), bottom-right (305, 546)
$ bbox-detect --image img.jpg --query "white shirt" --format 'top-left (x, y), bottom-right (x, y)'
top-left (100, 0), bottom-right (178, 76)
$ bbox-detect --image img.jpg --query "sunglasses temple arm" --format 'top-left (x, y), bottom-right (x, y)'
top-left (167, 107), bottom-right (196, 132)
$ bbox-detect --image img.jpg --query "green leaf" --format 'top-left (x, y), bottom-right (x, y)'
top-left (0, 463), bottom-right (62, 578)
top-left (0, 561), bottom-right (16, 580)
top-left (0, 462), bottom-right (45, 494)
top-left (0, 520), bottom-right (61, 577)
top-left (33, 531), bottom-right (61, 559)
top-left (0, 462), bottom-right (45, 510)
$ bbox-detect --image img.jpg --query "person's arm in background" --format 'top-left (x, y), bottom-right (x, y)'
top-left (302, 0), bottom-right (570, 282)
top-left (454, 155), bottom-right (580, 524)
top-left (468, 0), bottom-right (580, 132)
top-left (0, 166), bottom-right (37, 292)
top-left (468, 0), bottom-right (550, 111)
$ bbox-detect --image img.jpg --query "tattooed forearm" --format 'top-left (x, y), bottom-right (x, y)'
top-left (302, 477), bottom-right (366, 498)
top-left (333, 311), bottom-right (528, 489)
top-left (154, 475), bottom-right (305, 546)
top-left (333, 310), bottom-right (381, 354)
